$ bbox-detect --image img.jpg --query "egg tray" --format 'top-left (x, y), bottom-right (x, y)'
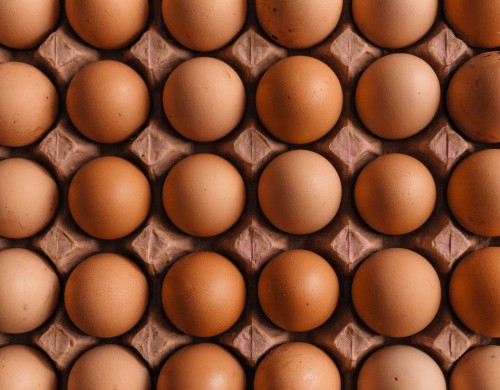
top-left (0, 0), bottom-right (498, 388)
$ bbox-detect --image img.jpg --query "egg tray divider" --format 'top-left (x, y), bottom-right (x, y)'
top-left (0, 0), bottom-right (498, 388)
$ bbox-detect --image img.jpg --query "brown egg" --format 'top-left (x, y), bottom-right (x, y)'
top-left (67, 60), bottom-right (150, 144)
top-left (355, 53), bottom-right (440, 139)
top-left (66, 0), bottom-right (148, 49)
top-left (256, 56), bottom-right (343, 144)
top-left (68, 157), bottom-right (151, 239)
top-left (447, 52), bottom-right (500, 143)
top-left (68, 345), bottom-right (150, 390)
top-left (0, 345), bottom-right (56, 390)
top-left (0, 0), bottom-right (59, 49)
top-left (163, 57), bottom-right (245, 142)
top-left (0, 158), bottom-right (58, 239)
top-left (450, 345), bottom-right (500, 390)
top-left (445, 0), bottom-right (500, 48)
top-left (447, 149), bottom-right (500, 236)
top-left (162, 154), bottom-right (245, 237)
top-left (354, 153), bottom-right (436, 235)
top-left (258, 249), bottom-right (339, 332)
top-left (357, 345), bottom-right (446, 390)
top-left (258, 150), bottom-right (342, 235)
top-left (254, 342), bottom-right (341, 390)
top-left (450, 247), bottom-right (500, 337)
top-left (162, 0), bottom-right (246, 51)
top-left (0, 62), bottom-right (58, 147)
top-left (157, 343), bottom-right (246, 390)
top-left (162, 251), bottom-right (246, 337)
top-left (64, 253), bottom-right (149, 338)
top-left (256, 0), bottom-right (342, 49)
top-left (0, 248), bottom-right (59, 334)
top-left (352, 0), bottom-right (438, 48)
top-left (352, 248), bottom-right (441, 337)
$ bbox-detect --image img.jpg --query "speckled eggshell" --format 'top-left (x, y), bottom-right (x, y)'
top-left (254, 342), bottom-right (341, 390)
top-left (256, 56), bottom-right (343, 144)
top-left (0, 62), bottom-right (58, 147)
top-left (0, 158), bottom-right (59, 239)
top-left (157, 343), bottom-right (246, 390)
top-left (450, 345), bottom-right (500, 390)
top-left (447, 52), bottom-right (500, 143)
top-left (68, 345), bottom-right (150, 390)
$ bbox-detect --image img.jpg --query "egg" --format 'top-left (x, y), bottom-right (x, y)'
top-left (447, 52), bottom-right (500, 143)
top-left (68, 157), bottom-right (151, 240)
top-left (163, 57), bottom-right (245, 142)
top-left (256, 0), bottom-right (342, 49)
top-left (0, 345), bottom-right (56, 390)
top-left (66, 60), bottom-right (150, 144)
top-left (450, 247), bottom-right (500, 337)
top-left (0, 248), bottom-right (59, 334)
top-left (157, 343), bottom-right (246, 390)
top-left (162, 0), bottom-right (246, 51)
top-left (357, 345), bottom-right (446, 390)
top-left (352, 0), bottom-right (438, 49)
top-left (354, 153), bottom-right (436, 235)
top-left (450, 345), bottom-right (500, 390)
top-left (355, 53), bottom-right (440, 140)
top-left (447, 149), bottom-right (500, 237)
top-left (0, 62), bottom-right (58, 147)
top-left (68, 345), bottom-right (150, 390)
top-left (352, 248), bottom-right (441, 337)
top-left (162, 154), bottom-right (246, 237)
top-left (0, 0), bottom-right (59, 49)
top-left (258, 249), bottom-right (339, 332)
top-left (0, 158), bottom-right (58, 239)
top-left (64, 253), bottom-right (149, 338)
top-left (258, 150), bottom-right (342, 234)
top-left (256, 56), bottom-right (343, 144)
top-left (162, 251), bottom-right (246, 337)
top-left (445, 0), bottom-right (500, 48)
top-left (66, 0), bottom-right (149, 49)
top-left (254, 342), bottom-right (341, 390)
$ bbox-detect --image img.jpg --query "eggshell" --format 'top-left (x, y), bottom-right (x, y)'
top-left (0, 248), bottom-right (59, 334)
top-left (447, 149), bottom-right (500, 237)
top-left (355, 53), bottom-right (440, 139)
top-left (162, 0), bottom-right (246, 51)
top-left (256, 56), bottom-right (343, 144)
top-left (0, 158), bottom-right (59, 239)
top-left (449, 247), bottom-right (500, 337)
top-left (352, 0), bottom-right (438, 49)
top-left (0, 62), bottom-right (58, 147)
top-left (258, 150), bottom-right (342, 234)
top-left (66, 60), bottom-right (150, 144)
top-left (447, 52), bottom-right (500, 143)
top-left (352, 248), bottom-right (441, 337)
top-left (0, 0), bottom-right (59, 49)
top-left (163, 57), bottom-right (245, 142)
top-left (68, 345), bottom-right (150, 390)
top-left (450, 345), bottom-right (500, 390)
top-left (157, 343), bottom-right (246, 390)
top-left (66, 0), bottom-right (149, 49)
top-left (68, 156), bottom-right (151, 240)
top-left (162, 154), bottom-right (246, 237)
top-left (162, 251), bottom-right (246, 337)
top-left (64, 253), bottom-right (149, 338)
top-left (254, 342), bottom-right (341, 390)
top-left (258, 249), bottom-right (339, 332)
top-left (357, 345), bottom-right (446, 390)
top-left (256, 0), bottom-right (342, 49)
top-left (0, 345), bottom-right (56, 390)
top-left (445, 0), bottom-right (500, 48)
top-left (354, 153), bottom-right (436, 235)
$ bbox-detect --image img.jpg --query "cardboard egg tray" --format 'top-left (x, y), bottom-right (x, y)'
top-left (0, 0), bottom-right (497, 388)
